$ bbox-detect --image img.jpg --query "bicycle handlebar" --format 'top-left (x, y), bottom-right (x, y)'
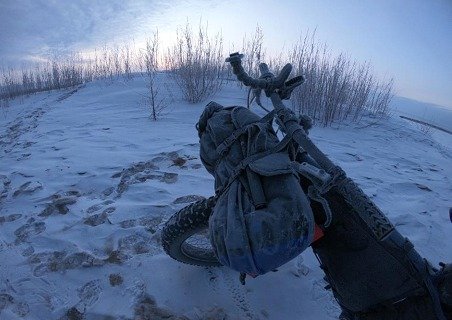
top-left (226, 52), bottom-right (304, 100)
top-left (225, 52), bottom-right (336, 173)
top-left (225, 52), bottom-right (294, 93)
top-left (225, 52), bottom-right (398, 242)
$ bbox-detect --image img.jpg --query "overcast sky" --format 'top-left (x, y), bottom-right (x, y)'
top-left (0, 0), bottom-right (451, 108)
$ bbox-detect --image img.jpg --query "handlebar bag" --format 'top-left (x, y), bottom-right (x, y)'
top-left (197, 101), bottom-right (315, 275)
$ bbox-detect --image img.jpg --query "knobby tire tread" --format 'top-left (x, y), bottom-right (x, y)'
top-left (161, 196), bottom-right (221, 267)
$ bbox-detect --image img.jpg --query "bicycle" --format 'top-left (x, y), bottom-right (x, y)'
top-left (161, 52), bottom-right (450, 319)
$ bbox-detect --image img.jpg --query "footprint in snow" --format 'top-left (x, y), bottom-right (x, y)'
top-left (14, 219), bottom-right (46, 243)
top-left (118, 215), bottom-right (162, 233)
top-left (83, 207), bottom-right (116, 227)
top-left (133, 294), bottom-right (189, 320)
top-left (12, 181), bottom-right (43, 197)
top-left (85, 200), bottom-right (115, 214)
top-left (77, 279), bottom-right (102, 307)
top-left (0, 175), bottom-right (11, 202)
top-left (101, 186), bottom-right (115, 198)
top-left (112, 160), bottom-right (178, 198)
top-left (22, 141), bottom-right (36, 148)
top-left (29, 250), bottom-right (104, 276)
top-left (59, 281), bottom-right (104, 319)
top-left (0, 213), bottom-right (22, 225)
top-left (158, 150), bottom-right (199, 170)
top-left (0, 293), bottom-right (30, 318)
top-left (38, 191), bottom-right (81, 217)
top-left (117, 232), bottom-right (158, 255)
top-left (102, 231), bottom-right (161, 265)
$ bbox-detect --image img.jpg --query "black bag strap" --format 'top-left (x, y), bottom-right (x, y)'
top-left (215, 110), bottom-right (276, 157)
top-left (216, 133), bottom-right (292, 195)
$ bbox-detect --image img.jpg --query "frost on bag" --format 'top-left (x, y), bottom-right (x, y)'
top-left (197, 101), bottom-right (315, 276)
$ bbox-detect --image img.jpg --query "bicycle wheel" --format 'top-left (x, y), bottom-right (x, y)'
top-left (161, 196), bottom-right (221, 267)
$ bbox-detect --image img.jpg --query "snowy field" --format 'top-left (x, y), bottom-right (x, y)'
top-left (1, 75), bottom-right (451, 320)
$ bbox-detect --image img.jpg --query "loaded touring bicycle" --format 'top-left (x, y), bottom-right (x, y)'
top-left (161, 52), bottom-right (451, 320)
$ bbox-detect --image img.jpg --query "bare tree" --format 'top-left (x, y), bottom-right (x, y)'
top-left (143, 31), bottom-right (167, 120)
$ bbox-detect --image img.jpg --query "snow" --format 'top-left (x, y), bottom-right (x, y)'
top-left (0, 75), bottom-right (451, 320)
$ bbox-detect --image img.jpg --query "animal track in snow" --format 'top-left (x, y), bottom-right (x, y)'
top-left (311, 278), bottom-right (341, 318)
top-left (221, 269), bottom-right (258, 320)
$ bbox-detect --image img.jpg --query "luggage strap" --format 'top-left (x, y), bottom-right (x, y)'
top-left (216, 110), bottom-right (276, 157)
top-left (216, 133), bottom-right (292, 195)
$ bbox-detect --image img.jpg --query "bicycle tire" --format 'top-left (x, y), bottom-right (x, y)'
top-left (161, 196), bottom-right (221, 267)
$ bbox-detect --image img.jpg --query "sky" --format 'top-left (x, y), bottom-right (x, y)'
top-left (0, 0), bottom-right (451, 109)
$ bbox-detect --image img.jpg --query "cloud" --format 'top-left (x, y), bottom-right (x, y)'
top-left (0, 0), bottom-right (167, 65)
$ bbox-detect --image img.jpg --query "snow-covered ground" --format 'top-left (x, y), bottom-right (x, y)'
top-left (390, 96), bottom-right (452, 148)
top-left (1, 75), bottom-right (451, 320)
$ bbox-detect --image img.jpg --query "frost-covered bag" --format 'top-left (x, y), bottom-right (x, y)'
top-left (197, 101), bottom-right (315, 276)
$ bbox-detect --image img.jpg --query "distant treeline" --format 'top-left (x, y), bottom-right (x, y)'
top-left (0, 24), bottom-right (393, 125)
top-left (0, 46), bottom-right (135, 100)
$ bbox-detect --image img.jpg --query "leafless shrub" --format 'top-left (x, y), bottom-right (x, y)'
top-left (122, 44), bottom-right (133, 80)
top-left (267, 51), bottom-right (285, 77)
top-left (366, 78), bottom-right (394, 117)
top-left (142, 32), bottom-right (168, 120)
top-left (289, 31), bottom-right (393, 126)
top-left (0, 27), bottom-right (394, 124)
top-left (242, 26), bottom-right (265, 79)
top-left (112, 46), bottom-right (122, 77)
top-left (166, 22), bottom-right (224, 103)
